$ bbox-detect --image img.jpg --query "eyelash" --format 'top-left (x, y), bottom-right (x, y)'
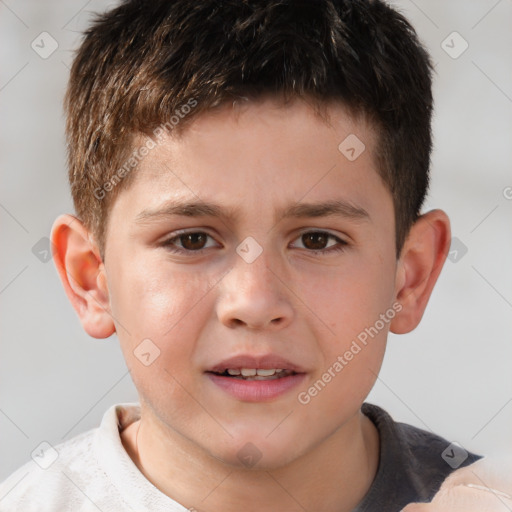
top-left (160, 230), bottom-right (348, 256)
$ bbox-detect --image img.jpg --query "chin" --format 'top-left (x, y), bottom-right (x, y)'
top-left (207, 432), bottom-right (307, 471)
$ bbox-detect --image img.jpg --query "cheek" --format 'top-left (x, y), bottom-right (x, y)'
top-left (110, 258), bottom-right (207, 332)
top-left (294, 251), bottom-right (394, 408)
top-left (299, 254), bottom-right (396, 346)
top-left (108, 260), bottom-right (216, 375)
top-left (109, 262), bottom-right (218, 421)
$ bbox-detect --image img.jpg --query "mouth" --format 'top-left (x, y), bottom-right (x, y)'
top-left (206, 368), bottom-right (297, 381)
top-left (205, 354), bottom-right (307, 402)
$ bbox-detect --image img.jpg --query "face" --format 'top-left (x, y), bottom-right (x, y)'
top-left (103, 97), bottom-right (399, 469)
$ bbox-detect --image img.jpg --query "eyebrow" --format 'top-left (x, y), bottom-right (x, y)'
top-left (135, 198), bottom-right (370, 224)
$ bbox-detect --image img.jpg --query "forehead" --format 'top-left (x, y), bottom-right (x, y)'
top-left (113, 96), bottom-right (390, 227)
top-left (135, 97), bottom-right (377, 176)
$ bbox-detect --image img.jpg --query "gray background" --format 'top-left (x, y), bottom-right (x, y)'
top-left (1, 0), bottom-right (511, 481)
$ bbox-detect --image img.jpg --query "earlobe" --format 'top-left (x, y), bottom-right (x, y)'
top-left (50, 214), bottom-right (116, 339)
top-left (390, 209), bottom-right (451, 334)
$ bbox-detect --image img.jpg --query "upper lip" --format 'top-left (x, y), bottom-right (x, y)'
top-left (207, 354), bottom-right (306, 374)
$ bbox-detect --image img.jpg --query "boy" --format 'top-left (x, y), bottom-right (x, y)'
top-left (0, 0), bottom-right (488, 510)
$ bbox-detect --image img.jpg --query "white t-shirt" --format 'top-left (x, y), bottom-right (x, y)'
top-left (0, 403), bottom-right (187, 512)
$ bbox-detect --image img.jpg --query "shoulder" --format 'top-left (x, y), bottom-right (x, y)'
top-left (362, 402), bottom-right (482, 471)
top-left (394, 417), bottom-right (481, 478)
top-left (356, 403), bottom-right (483, 510)
top-left (0, 429), bottom-right (101, 511)
top-left (0, 404), bottom-right (138, 512)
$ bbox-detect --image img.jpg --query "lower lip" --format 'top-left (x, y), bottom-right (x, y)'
top-left (206, 372), bottom-right (306, 402)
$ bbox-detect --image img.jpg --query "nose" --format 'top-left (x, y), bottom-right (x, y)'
top-left (216, 249), bottom-right (294, 331)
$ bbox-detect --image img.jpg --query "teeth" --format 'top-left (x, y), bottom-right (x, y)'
top-left (255, 369), bottom-right (278, 376)
top-left (225, 368), bottom-right (287, 377)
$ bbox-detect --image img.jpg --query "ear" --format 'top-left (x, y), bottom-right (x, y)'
top-left (50, 214), bottom-right (115, 339)
top-left (390, 209), bottom-right (451, 334)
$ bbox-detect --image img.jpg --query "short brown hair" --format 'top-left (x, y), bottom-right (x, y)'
top-left (65, 0), bottom-right (434, 259)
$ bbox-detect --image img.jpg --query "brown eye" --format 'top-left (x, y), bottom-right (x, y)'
top-left (301, 232), bottom-right (329, 250)
top-left (178, 233), bottom-right (208, 250)
top-left (161, 231), bottom-right (217, 254)
top-left (291, 230), bottom-right (348, 255)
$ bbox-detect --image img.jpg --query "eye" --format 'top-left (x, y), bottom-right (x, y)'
top-left (160, 229), bottom-right (348, 256)
top-left (290, 230), bottom-right (348, 255)
top-left (160, 231), bottom-right (218, 254)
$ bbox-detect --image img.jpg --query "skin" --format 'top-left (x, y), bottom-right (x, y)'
top-left (51, 96), bottom-right (451, 512)
top-left (402, 458), bottom-right (512, 511)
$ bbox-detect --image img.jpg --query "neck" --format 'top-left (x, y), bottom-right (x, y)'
top-left (121, 407), bottom-right (380, 512)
